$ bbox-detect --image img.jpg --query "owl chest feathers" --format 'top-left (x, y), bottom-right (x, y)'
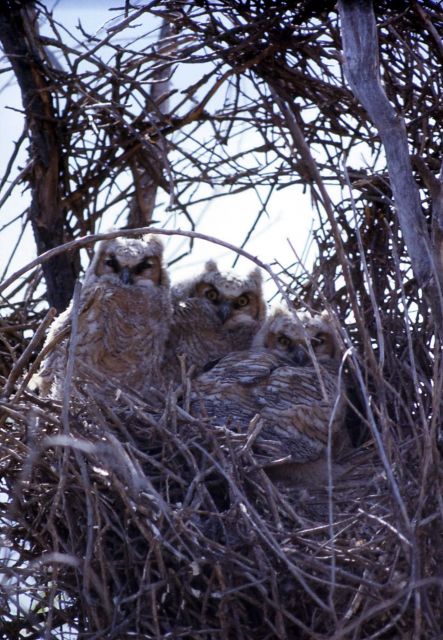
top-left (32, 234), bottom-right (172, 398)
top-left (76, 282), bottom-right (170, 381)
top-left (163, 260), bottom-right (266, 381)
top-left (164, 298), bottom-right (261, 381)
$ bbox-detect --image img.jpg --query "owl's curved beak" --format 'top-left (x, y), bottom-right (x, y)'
top-left (216, 300), bottom-right (232, 323)
top-left (290, 345), bottom-right (309, 366)
top-left (119, 266), bottom-right (133, 285)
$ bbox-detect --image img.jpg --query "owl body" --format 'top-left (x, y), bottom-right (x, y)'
top-left (33, 234), bottom-right (171, 398)
top-left (162, 260), bottom-right (266, 383)
top-left (191, 307), bottom-right (346, 468)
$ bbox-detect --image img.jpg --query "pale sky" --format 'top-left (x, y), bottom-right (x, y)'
top-left (0, 1), bottom-right (319, 302)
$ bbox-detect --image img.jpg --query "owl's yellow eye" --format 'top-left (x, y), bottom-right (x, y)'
top-left (277, 334), bottom-right (292, 348)
top-left (205, 288), bottom-right (220, 303)
top-left (235, 294), bottom-right (250, 307)
top-left (134, 258), bottom-right (154, 274)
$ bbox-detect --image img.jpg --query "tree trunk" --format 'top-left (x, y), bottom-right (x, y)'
top-left (126, 17), bottom-right (175, 229)
top-left (338, 0), bottom-right (436, 290)
top-left (0, 0), bottom-right (78, 311)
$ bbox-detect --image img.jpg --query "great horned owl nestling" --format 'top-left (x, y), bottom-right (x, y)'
top-left (191, 306), bottom-right (347, 477)
top-left (252, 306), bottom-right (342, 365)
top-left (32, 234), bottom-right (171, 399)
top-left (162, 259), bottom-right (267, 383)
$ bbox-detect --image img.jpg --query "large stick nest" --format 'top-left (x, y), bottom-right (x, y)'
top-left (1, 349), bottom-right (442, 638)
top-left (1, 3), bottom-right (443, 636)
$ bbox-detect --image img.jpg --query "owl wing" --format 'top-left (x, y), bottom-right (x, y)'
top-left (198, 349), bottom-right (281, 386)
top-left (30, 302), bottom-right (73, 396)
top-left (31, 283), bottom-right (104, 396)
top-left (192, 350), bottom-right (289, 427)
top-left (193, 352), bottom-right (346, 464)
top-left (255, 364), bottom-right (340, 411)
top-left (252, 363), bottom-right (346, 462)
top-left (163, 299), bottom-right (263, 383)
top-left (162, 298), bottom-right (222, 381)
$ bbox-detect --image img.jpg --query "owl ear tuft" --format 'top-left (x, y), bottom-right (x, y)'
top-left (144, 234), bottom-right (164, 256)
top-left (270, 305), bottom-right (288, 320)
top-left (248, 266), bottom-right (263, 289)
top-left (205, 259), bottom-right (218, 273)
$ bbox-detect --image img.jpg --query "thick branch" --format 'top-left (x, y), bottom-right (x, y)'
top-left (424, 160), bottom-right (443, 286)
top-left (338, 0), bottom-right (433, 288)
top-left (126, 17), bottom-right (176, 228)
top-left (0, 1), bottom-right (78, 311)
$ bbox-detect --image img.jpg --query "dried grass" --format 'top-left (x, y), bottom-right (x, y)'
top-left (1, 289), bottom-right (442, 639)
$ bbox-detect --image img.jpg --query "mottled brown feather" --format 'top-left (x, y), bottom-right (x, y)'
top-left (32, 235), bottom-right (171, 398)
top-left (162, 260), bottom-right (266, 383)
top-left (191, 307), bottom-right (348, 474)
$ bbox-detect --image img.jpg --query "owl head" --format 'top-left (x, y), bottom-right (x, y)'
top-left (299, 310), bottom-right (341, 362)
top-left (86, 234), bottom-right (170, 288)
top-left (252, 306), bottom-right (340, 364)
top-left (173, 259), bottom-right (266, 328)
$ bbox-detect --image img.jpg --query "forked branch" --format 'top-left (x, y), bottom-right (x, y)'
top-left (338, 0), bottom-right (434, 290)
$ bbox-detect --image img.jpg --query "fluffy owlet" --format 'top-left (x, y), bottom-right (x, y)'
top-left (32, 234), bottom-right (171, 399)
top-left (191, 306), bottom-right (347, 478)
top-left (162, 260), bottom-right (267, 383)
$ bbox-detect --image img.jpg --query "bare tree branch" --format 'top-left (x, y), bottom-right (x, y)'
top-left (0, 1), bottom-right (78, 311)
top-left (1, 3), bottom-right (443, 634)
top-left (126, 16), bottom-right (177, 228)
top-left (338, 0), bottom-right (433, 289)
